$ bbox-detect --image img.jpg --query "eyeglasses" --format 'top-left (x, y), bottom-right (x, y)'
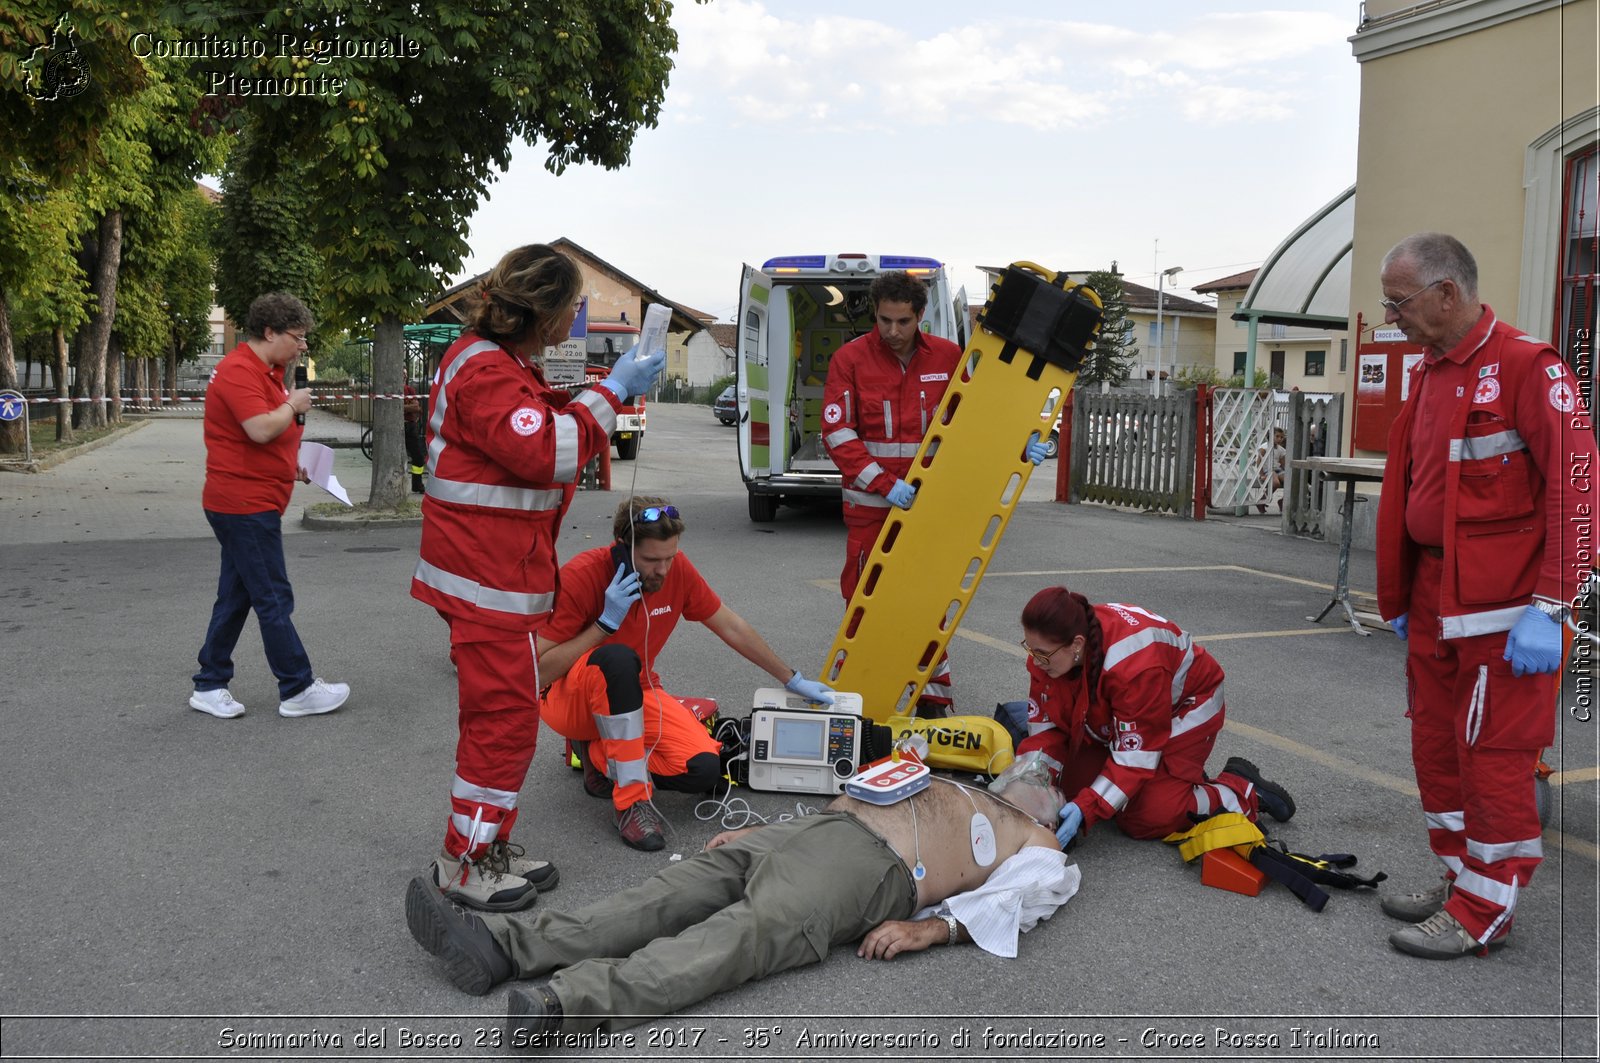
top-left (283, 330), bottom-right (308, 345)
top-left (636, 505), bottom-right (680, 524)
top-left (1379, 279), bottom-right (1443, 315)
top-left (1019, 639), bottom-right (1066, 665)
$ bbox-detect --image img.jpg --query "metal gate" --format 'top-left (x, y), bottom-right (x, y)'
top-left (1208, 388), bottom-right (1277, 511)
top-left (1068, 390), bottom-right (1195, 514)
top-left (1284, 391), bottom-right (1345, 538)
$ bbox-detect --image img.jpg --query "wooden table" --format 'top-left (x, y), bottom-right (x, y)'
top-left (1293, 457), bottom-right (1387, 635)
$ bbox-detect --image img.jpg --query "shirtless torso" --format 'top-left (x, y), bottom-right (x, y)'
top-left (830, 777), bottom-right (1059, 910)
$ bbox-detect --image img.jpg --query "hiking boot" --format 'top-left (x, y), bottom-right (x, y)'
top-left (278, 678), bottom-right (350, 717)
top-left (189, 688), bottom-right (245, 719)
top-left (574, 741), bottom-right (613, 800)
top-left (506, 982), bottom-right (564, 1053)
top-left (1222, 756), bottom-right (1296, 822)
top-left (1381, 877), bottom-right (1451, 922)
top-left (431, 852), bottom-right (538, 912)
top-left (487, 840), bottom-right (560, 892)
top-left (404, 873), bottom-right (513, 995)
top-left (615, 801), bottom-right (667, 852)
top-left (1389, 908), bottom-right (1508, 960)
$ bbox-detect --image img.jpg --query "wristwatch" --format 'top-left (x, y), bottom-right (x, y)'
top-left (942, 913), bottom-right (959, 945)
top-left (1531, 598), bottom-right (1570, 625)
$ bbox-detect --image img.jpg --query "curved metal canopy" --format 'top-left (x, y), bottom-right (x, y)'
top-left (1235, 185), bottom-right (1354, 329)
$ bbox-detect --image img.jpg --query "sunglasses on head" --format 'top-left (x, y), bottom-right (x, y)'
top-left (636, 505), bottom-right (679, 524)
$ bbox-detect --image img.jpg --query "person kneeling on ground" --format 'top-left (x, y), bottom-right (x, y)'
top-left (1010, 585), bottom-right (1296, 848)
top-left (536, 496), bottom-right (835, 852)
top-left (404, 761), bottom-right (1080, 1042)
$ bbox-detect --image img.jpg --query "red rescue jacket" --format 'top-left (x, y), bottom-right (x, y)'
top-left (820, 329), bottom-right (963, 526)
top-left (1017, 603), bottom-right (1227, 831)
top-left (1376, 309), bottom-right (1595, 638)
top-left (411, 334), bottom-right (619, 632)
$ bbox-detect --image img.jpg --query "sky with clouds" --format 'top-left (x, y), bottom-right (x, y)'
top-left (456, 0), bottom-right (1363, 320)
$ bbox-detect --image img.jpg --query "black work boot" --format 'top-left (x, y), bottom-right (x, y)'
top-left (404, 873), bottom-right (514, 995)
top-left (1223, 756), bottom-right (1297, 822)
top-left (506, 982), bottom-right (564, 1053)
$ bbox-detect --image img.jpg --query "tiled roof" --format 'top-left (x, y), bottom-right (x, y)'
top-left (1192, 268), bottom-right (1260, 294)
top-left (708, 323), bottom-right (737, 350)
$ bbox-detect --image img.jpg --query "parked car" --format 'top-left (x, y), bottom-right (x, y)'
top-left (713, 385), bottom-right (737, 425)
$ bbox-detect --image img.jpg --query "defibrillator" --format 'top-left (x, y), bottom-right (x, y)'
top-left (745, 688), bottom-right (892, 794)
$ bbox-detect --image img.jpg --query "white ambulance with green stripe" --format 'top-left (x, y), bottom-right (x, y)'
top-left (735, 254), bottom-right (966, 522)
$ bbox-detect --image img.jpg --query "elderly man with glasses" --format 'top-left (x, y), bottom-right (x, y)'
top-left (1374, 232), bottom-right (1595, 960)
top-left (535, 497), bottom-right (836, 851)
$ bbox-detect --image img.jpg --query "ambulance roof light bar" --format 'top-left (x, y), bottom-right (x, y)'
top-left (761, 254), bottom-right (944, 276)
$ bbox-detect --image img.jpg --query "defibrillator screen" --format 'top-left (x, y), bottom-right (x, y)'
top-left (772, 718), bottom-right (825, 761)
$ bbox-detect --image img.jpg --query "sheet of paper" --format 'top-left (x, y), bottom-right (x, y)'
top-left (298, 441), bottom-right (353, 506)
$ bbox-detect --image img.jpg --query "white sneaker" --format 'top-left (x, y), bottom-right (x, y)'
top-left (190, 688), bottom-right (245, 719)
top-left (278, 678), bottom-right (350, 717)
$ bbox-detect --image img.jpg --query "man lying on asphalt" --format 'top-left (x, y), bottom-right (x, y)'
top-left (404, 761), bottom-right (1081, 1044)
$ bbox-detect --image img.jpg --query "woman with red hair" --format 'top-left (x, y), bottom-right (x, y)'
top-left (1016, 586), bottom-right (1296, 847)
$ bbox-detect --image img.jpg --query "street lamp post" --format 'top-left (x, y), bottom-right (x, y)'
top-left (1154, 264), bottom-right (1183, 397)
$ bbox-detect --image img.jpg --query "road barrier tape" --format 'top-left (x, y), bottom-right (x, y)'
top-left (21, 392), bottom-right (416, 405)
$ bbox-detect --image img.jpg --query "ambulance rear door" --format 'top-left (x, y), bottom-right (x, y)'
top-left (736, 263), bottom-right (775, 490)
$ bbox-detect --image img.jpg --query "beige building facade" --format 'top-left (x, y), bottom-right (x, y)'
top-left (1349, 0), bottom-right (1597, 427)
top-left (1194, 269), bottom-right (1350, 392)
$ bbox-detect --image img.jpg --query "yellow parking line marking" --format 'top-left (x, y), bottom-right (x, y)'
top-left (1192, 628), bottom-right (1351, 642)
top-left (1550, 766), bottom-right (1600, 786)
top-left (984, 563), bottom-right (1376, 599)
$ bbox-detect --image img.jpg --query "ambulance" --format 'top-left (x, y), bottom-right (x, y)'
top-left (734, 254), bottom-right (967, 522)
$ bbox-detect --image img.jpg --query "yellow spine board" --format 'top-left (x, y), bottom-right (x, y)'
top-left (824, 263), bottom-right (1103, 722)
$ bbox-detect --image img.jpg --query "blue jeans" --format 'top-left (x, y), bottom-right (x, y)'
top-left (193, 509), bottom-right (314, 700)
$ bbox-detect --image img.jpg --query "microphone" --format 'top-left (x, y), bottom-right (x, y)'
top-left (293, 365), bottom-right (307, 425)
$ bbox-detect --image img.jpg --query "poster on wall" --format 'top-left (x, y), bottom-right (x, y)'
top-left (1399, 354), bottom-right (1424, 401)
top-left (1359, 354), bottom-right (1387, 396)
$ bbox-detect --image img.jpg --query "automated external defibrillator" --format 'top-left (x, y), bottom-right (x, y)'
top-left (744, 689), bottom-right (892, 794)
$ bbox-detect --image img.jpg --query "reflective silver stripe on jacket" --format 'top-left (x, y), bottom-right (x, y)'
top-left (1090, 775), bottom-right (1129, 811)
top-left (1450, 429), bottom-right (1525, 462)
top-left (426, 477), bottom-right (564, 511)
top-left (1439, 604), bottom-right (1524, 640)
top-left (863, 441), bottom-right (920, 458)
top-left (881, 400), bottom-right (892, 434)
top-left (825, 427), bottom-right (859, 449)
top-left (1170, 689), bottom-right (1224, 738)
top-left (414, 558), bottom-right (553, 616)
top-left (1110, 747), bottom-right (1162, 769)
top-left (428, 340), bottom-right (501, 472)
top-left (556, 389), bottom-right (620, 481)
top-left (842, 488), bottom-right (891, 507)
top-left (855, 462), bottom-right (886, 489)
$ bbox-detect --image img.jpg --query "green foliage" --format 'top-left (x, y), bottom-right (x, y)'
top-left (1077, 268), bottom-right (1139, 388)
top-left (213, 117), bottom-right (328, 339)
top-left (116, 186), bottom-right (216, 362)
top-left (1170, 363), bottom-right (1270, 390)
top-left (176, 0), bottom-right (686, 324)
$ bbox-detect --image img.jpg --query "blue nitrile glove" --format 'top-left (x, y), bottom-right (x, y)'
top-left (597, 563), bottom-right (642, 633)
top-left (1504, 605), bottom-right (1563, 676)
top-left (886, 479), bottom-right (917, 509)
top-left (1055, 801), bottom-right (1084, 849)
top-left (1389, 613), bottom-right (1409, 641)
top-left (600, 344), bottom-right (666, 402)
top-left (1024, 431), bottom-right (1049, 466)
top-left (785, 670), bottom-right (836, 706)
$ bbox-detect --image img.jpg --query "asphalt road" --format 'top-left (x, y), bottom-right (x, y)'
top-left (0, 404), bottom-right (1595, 1062)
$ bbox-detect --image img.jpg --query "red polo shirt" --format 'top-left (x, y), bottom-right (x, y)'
top-left (202, 343), bottom-right (301, 514)
top-left (544, 544), bottom-right (722, 684)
